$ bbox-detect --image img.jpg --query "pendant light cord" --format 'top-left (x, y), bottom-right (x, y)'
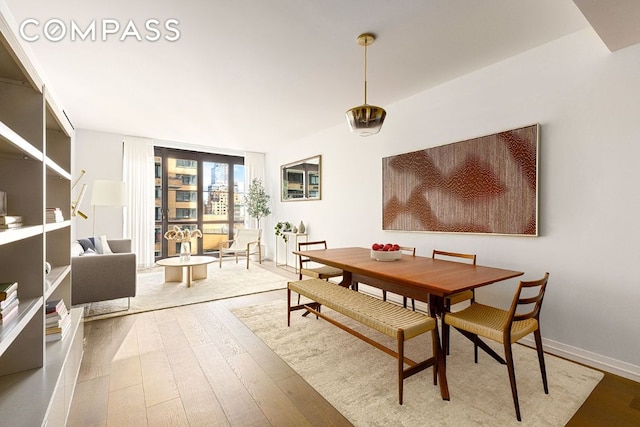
top-left (363, 42), bottom-right (368, 105)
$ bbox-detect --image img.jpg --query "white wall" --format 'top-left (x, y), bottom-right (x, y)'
top-left (72, 129), bottom-right (125, 239)
top-left (264, 28), bottom-right (640, 380)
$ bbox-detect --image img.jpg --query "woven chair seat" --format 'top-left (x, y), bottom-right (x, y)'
top-left (288, 279), bottom-right (435, 340)
top-left (445, 303), bottom-right (538, 344)
top-left (446, 289), bottom-right (474, 306)
top-left (300, 265), bottom-right (342, 279)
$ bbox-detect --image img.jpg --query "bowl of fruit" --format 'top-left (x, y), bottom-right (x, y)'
top-left (370, 243), bottom-right (403, 261)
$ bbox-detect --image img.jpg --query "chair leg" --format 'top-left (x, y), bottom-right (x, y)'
top-left (474, 335), bottom-right (479, 363)
top-left (504, 342), bottom-right (522, 421)
top-left (382, 290), bottom-right (387, 301)
top-left (534, 329), bottom-right (549, 394)
top-left (287, 288), bottom-right (291, 327)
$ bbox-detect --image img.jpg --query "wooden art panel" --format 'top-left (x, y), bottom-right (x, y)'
top-left (382, 124), bottom-right (538, 236)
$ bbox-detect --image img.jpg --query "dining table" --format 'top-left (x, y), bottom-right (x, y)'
top-left (292, 246), bottom-right (525, 399)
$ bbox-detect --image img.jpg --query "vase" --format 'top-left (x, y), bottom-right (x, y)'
top-left (180, 241), bottom-right (191, 261)
top-left (298, 220), bottom-right (305, 234)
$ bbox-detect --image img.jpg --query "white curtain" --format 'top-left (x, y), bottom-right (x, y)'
top-left (243, 152), bottom-right (266, 229)
top-left (123, 136), bottom-right (155, 268)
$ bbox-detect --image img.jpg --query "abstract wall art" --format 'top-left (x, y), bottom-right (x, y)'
top-left (382, 124), bottom-right (539, 236)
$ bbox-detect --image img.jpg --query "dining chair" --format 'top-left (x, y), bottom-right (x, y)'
top-left (298, 240), bottom-right (343, 281)
top-left (297, 240), bottom-right (343, 305)
top-left (444, 272), bottom-right (550, 421)
top-left (432, 250), bottom-right (477, 354)
top-left (381, 246), bottom-right (416, 309)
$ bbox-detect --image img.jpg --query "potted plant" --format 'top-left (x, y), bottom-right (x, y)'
top-left (244, 178), bottom-right (271, 229)
top-left (274, 221), bottom-right (291, 242)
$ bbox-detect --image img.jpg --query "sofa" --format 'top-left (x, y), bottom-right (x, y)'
top-left (71, 238), bottom-right (137, 307)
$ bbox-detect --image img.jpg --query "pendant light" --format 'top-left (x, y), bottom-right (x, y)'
top-left (346, 33), bottom-right (386, 137)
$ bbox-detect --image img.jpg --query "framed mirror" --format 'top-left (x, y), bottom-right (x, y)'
top-left (281, 155), bottom-right (321, 201)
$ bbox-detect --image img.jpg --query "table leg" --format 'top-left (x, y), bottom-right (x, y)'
top-left (186, 266), bottom-right (192, 287)
top-left (192, 264), bottom-right (208, 281)
top-left (164, 266), bottom-right (183, 282)
top-left (428, 294), bottom-right (450, 400)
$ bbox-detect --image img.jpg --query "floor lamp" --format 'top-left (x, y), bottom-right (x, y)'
top-left (91, 180), bottom-right (126, 236)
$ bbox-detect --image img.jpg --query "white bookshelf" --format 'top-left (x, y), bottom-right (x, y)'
top-left (0, 5), bottom-right (83, 426)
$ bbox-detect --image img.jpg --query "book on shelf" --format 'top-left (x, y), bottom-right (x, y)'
top-left (0, 290), bottom-right (18, 310)
top-left (46, 327), bottom-right (69, 342)
top-left (0, 282), bottom-right (18, 300)
top-left (45, 309), bottom-right (71, 342)
top-left (0, 222), bottom-right (23, 229)
top-left (0, 304), bottom-right (18, 324)
top-left (0, 297), bottom-right (19, 321)
top-left (46, 313), bottom-right (70, 335)
top-left (46, 207), bottom-right (64, 223)
top-left (0, 215), bottom-right (23, 225)
top-left (46, 298), bottom-right (66, 315)
top-left (46, 314), bottom-right (67, 328)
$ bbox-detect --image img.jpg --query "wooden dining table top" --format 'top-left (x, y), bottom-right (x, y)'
top-left (293, 247), bottom-right (524, 298)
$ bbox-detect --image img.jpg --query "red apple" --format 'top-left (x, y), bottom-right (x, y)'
top-left (372, 243), bottom-right (381, 250)
top-left (392, 244), bottom-right (400, 251)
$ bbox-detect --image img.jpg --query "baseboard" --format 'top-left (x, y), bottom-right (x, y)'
top-left (519, 335), bottom-right (640, 383)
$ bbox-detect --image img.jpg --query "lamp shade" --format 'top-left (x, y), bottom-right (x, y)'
top-left (91, 180), bottom-right (126, 206)
top-left (346, 104), bottom-right (386, 137)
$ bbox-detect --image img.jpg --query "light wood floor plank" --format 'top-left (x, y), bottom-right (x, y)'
top-left (140, 349), bottom-right (180, 408)
top-left (136, 311), bottom-right (166, 354)
top-left (226, 351), bottom-right (313, 427)
top-left (146, 397), bottom-right (190, 427)
top-left (160, 314), bottom-right (230, 427)
top-left (173, 304), bottom-right (213, 347)
top-left (276, 374), bottom-right (353, 427)
top-left (110, 355), bottom-right (143, 393)
top-left (193, 343), bottom-right (270, 427)
top-left (67, 375), bottom-right (110, 427)
top-left (107, 383), bottom-right (148, 427)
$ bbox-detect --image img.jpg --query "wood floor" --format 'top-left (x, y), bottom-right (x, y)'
top-left (68, 263), bottom-right (640, 427)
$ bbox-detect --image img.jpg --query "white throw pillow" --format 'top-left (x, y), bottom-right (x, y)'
top-left (71, 242), bottom-right (84, 257)
top-left (100, 235), bottom-right (113, 254)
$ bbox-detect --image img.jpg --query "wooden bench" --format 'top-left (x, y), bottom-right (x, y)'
top-left (287, 278), bottom-right (449, 404)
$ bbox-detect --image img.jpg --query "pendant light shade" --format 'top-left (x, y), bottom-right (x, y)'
top-left (346, 33), bottom-right (386, 136)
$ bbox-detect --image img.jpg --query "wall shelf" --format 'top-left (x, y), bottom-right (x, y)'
top-left (0, 5), bottom-right (82, 426)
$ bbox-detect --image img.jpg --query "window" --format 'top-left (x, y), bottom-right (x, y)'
top-left (154, 147), bottom-right (244, 259)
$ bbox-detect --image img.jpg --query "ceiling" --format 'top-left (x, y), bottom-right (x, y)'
top-left (2, 1), bottom-right (636, 153)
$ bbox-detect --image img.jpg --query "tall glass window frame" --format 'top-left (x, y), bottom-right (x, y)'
top-left (154, 147), bottom-right (244, 260)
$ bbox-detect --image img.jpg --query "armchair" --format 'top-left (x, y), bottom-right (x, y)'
top-left (218, 229), bottom-right (262, 269)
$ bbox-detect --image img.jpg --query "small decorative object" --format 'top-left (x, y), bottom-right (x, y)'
top-left (45, 261), bottom-right (51, 275)
top-left (274, 221), bottom-right (292, 242)
top-left (370, 243), bottom-right (403, 261)
top-left (164, 225), bottom-right (202, 261)
top-left (298, 220), bottom-right (305, 234)
top-left (292, 226), bottom-right (298, 233)
top-left (244, 178), bottom-right (271, 229)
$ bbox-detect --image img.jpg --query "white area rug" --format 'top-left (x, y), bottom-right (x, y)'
top-left (232, 299), bottom-right (604, 427)
top-left (82, 261), bottom-right (287, 321)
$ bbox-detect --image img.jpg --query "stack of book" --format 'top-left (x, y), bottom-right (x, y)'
top-left (46, 208), bottom-right (64, 223)
top-left (0, 282), bottom-right (19, 324)
top-left (0, 215), bottom-right (23, 230)
top-left (45, 299), bottom-right (70, 342)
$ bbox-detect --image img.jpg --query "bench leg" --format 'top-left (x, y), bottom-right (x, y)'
top-left (398, 330), bottom-right (405, 405)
